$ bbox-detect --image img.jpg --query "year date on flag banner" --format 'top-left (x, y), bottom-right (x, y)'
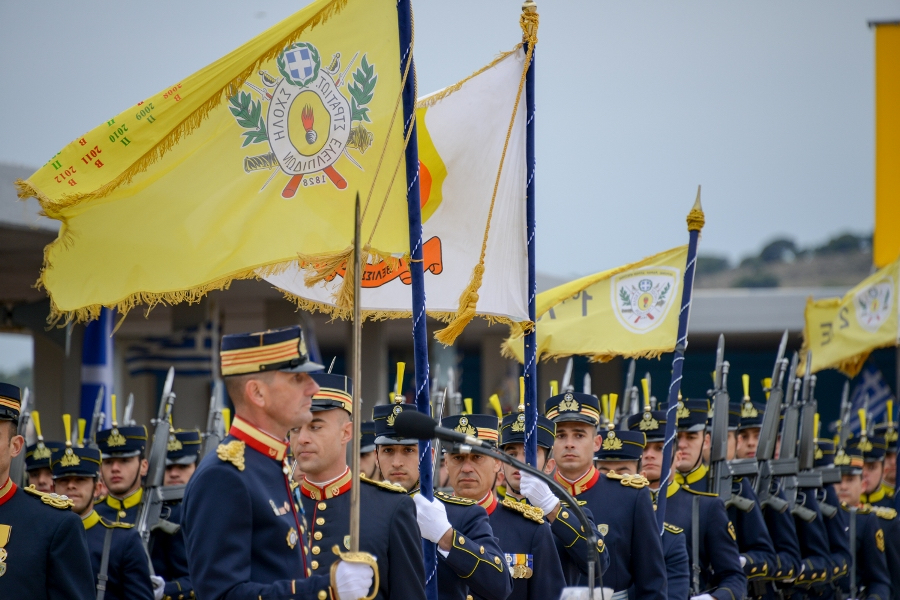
top-left (502, 246), bottom-right (688, 363)
top-left (263, 47), bottom-right (529, 325)
top-left (15, 0), bottom-right (410, 324)
top-left (801, 255), bottom-right (900, 377)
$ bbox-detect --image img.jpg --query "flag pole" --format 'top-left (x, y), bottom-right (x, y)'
top-left (522, 0), bottom-right (539, 467)
top-left (396, 1), bottom-right (437, 598)
top-left (655, 188), bottom-right (705, 533)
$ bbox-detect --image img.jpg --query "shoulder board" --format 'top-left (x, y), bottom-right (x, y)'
top-left (604, 471), bottom-right (650, 489)
top-left (664, 522), bottom-right (684, 535)
top-left (680, 485), bottom-right (718, 497)
top-left (360, 477), bottom-right (406, 494)
top-left (99, 516), bottom-right (134, 529)
top-left (216, 440), bottom-right (246, 471)
top-left (847, 503), bottom-right (872, 515)
top-left (23, 485), bottom-right (73, 509)
top-left (873, 506), bottom-right (897, 520)
top-left (501, 497), bottom-right (544, 524)
top-left (560, 500), bottom-right (588, 507)
top-left (434, 490), bottom-right (475, 505)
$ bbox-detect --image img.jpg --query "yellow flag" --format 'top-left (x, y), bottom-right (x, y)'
top-left (16, 0), bottom-right (410, 323)
top-left (801, 255), bottom-right (900, 376)
top-left (502, 246), bottom-right (688, 363)
top-left (875, 23), bottom-right (900, 267)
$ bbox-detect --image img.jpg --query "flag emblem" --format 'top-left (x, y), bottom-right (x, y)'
top-left (612, 268), bottom-right (680, 334)
top-left (855, 278), bottom-right (893, 333)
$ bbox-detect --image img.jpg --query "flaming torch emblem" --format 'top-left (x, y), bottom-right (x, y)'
top-left (301, 104), bottom-right (316, 144)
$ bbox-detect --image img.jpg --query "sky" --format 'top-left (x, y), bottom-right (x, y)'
top-left (0, 0), bottom-right (895, 288)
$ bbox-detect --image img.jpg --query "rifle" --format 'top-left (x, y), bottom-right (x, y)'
top-left (622, 359), bottom-right (636, 421)
top-left (9, 388), bottom-right (31, 485)
top-left (791, 354), bottom-right (819, 522)
top-left (754, 332), bottom-right (790, 512)
top-left (561, 358), bottom-right (574, 393)
top-left (202, 380), bottom-right (225, 458)
top-left (135, 367), bottom-right (183, 572)
top-left (87, 386), bottom-right (105, 450)
top-left (122, 393), bottom-right (135, 426)
top-left (447, 367), bottom-right (462, 417)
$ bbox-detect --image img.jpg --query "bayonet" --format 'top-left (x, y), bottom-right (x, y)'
top-left (88, 386), bottom-right (105, 450)
top-left (9, 389), bottom-right (31, 485)
top-left (583, 373), bottom-right (591, 396)
top-left (561, 358), bottom-right (574, 393)
top-left (123, 393), bottom-right (135, 426)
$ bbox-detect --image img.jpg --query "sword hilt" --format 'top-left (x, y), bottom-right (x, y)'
top-left (331, 547), bottom-right (379, 600)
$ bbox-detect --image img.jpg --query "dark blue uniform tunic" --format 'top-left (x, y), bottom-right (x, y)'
top-left (862, 488), bottom-right (900, 600)
top-left (788, 488), bottom-right (833, 597)
top-left (83, 510), bottom-right (154, 600)
top-left (0, 480), bottom-right (95, 600)
top-left (836, 505), bottom-right (890, 600)
top-left (662, 523), bottom-right (690, 600)
top-left (95, 487), bottom-right (143, 525)
top-left (150, 501), bottom-right (194, 600)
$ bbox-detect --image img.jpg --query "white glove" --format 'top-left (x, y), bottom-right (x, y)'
top-left (519, 472), bottom-right (560, 515)
top-left (150, 575), bottom-right (165, 600)
top-left (690, 594), bottom-right (714, 600)
top-left (739, 555), bottom-right (747, 568)
top-left (413, 493), bottom-right (453, 544)
top-left (334, 560), bottom-right (375, 600)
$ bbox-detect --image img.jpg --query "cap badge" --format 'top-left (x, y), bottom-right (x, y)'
top-left (602, 431), bottom-right (623, 451)
top-left (60, 447), bottom-right (81, 467)
top-left (386, 405), bottom-right (403, 427)
top-left (834, 450), bottom-right (850, 466)
top-left (107, 429), bottom-right (127, 447)
top-left (167, 434), bottom-right (183, 452)
top-left (859, 436), bottom-right (874, 453)
top-left (815, 447), bottom-right (824, 460)
top-left (512, 414), bottom-right (526, 433)
top-left (639, 411), bottom-right (659, 431)
top-left (741, 402), bottom-right (759, 419)
top-left (455, 417), bottom-right (476, 436)
top-left (559, 393), bottom-right (580, 412)
top-left (676, 402), bottom-right (690, 420)
top-left (33, 442), bottom-right (52, 461)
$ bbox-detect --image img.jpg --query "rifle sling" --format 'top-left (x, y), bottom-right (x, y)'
top-left (96, 526), bottom-right (114, 600)
top-left (692, 493), bottom-right (701, 596)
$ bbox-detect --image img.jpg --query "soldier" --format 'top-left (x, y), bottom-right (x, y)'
top-left (545, 391), bottom-right (666, 600)
top-left (292, 372), bottom-right (425, 599)
top-left (50, 420), bottom-right (154, 600)
top-left (0, 382), bottom-right (95, 600)
top-left (834, 442), bottom-right (891, 600)
top-left (443, 413), bottom-right (566, 600)
top-left (372, 396), bottom-right (512, 600)
top-left (150, 429), bottom-right (200, 600)
top-left (874, 409), bottom-right (897, 497)
top-left (95, 419), bottom-right (149, 525)
top-left (594, 414), bottom-right (688, 600)
top-left (498, 405), bottom-right (609, 587)
top-left (23, 410), bottom-right (63, 492)
top-left (626, 405), bottom-right (745, 600)
top-left (359, 421), bottom-right (379, 480)
top-left (182, 326), bottom-right (373, 600)
top-left (813, 438), bottom-right (851, 600)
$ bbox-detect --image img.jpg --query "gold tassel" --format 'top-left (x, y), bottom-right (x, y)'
top-left (434, 263), bottom-right (484, 345)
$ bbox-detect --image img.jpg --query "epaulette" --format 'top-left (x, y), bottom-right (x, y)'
top-left (216, 440), bottom-right (246, 471)
top-left (99, 516), bottom-right (134, 529)
top-left (501, 497), bottom-right (544, 524)
top-left (871, 506), bottom-right (897, 520)
top-left (360, 475), bottom-right (406, 493)
top-left (434, 490), bottom-right (475, 505)
top-left (605, 471), bottom-right (650, 489)
top-left (680, 485), bottom-right (717, 497)
top-left (843, 503), bottom-right (872, 515)
top-left (664, 522), bottom-right (684, 535)
top-left (23, 485), bottom-right (73, 509)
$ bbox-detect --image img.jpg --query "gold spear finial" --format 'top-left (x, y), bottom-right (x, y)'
top-left (687, 185), bottom-right (705, 232)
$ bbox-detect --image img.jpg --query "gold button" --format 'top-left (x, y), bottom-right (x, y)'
top-left (311, 560), bottom-right (319, 570)
top-left (316, 517), bottom-right (325, 525)
top-left (314, 531), bottom-right (323, 540)
top-left (479, 546), bottom-right (485, 554)
top-left (319, 591), bottom-right (328, 600)
top-left (458, 536), bottom-right (465, 545)
top-left (318, 502), bottom-right (327, 510)
top-left (751, 567), bottom-right (757, 574)
top-left (312, 546), bottom-right (321, 555)
top-left (118, 510), bottom-right (127, 518)
top-left (493, 557), bottom-right (501, 565)
top-left (300, 526), bottom-right (305, 534)
top-left (562, 511), bottom-right (569, 519)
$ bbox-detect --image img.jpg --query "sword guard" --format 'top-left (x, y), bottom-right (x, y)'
top-left (330, 546), bottom-right (379, 600)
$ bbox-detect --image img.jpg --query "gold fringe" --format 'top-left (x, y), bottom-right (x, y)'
top-left (433, 11), bottom-right (538, 346)
top-left (415, 46), bottom-right (522, 110)
top-left (499, 337), bottom-right (671, 365)
top-left (20, 0), bottom-right (348, 212)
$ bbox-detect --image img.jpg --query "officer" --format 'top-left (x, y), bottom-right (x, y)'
top-left (813, 437), bottom-right (851, 600)
top-left (592, 408), bottom-right (688, 600)
top-left (498, 402), bottom-right (608, 587)
top-left (150, 429), bottom-right (200, 600)
top-left (95, 416), bottom-right (149, 525)
top-left (546, 390), bottom-right (666, 600)
top-left (292, 371), bottom-right (425, 599)
top-left (182, 326), bottom-right (372, 600)
top-left (674, 398), bottom-right (776, 591)
top-left (372, 394), bottom-right (512, 600)
top-left (0, 382), bottom-right (95, 600)
top-left (734, 390), bottom-right (808, 597)
top-left (626, 403), bottom-right (745, 600)
top-left (24, 410), bottom-right (64, 492)
top-left (834, 442), bottom-right (891, 600)
top-left (50, 415), bottom-right (154, 600)
top-left (359, 421), bottom-right (379, 480)
top-left (443, 413), bottom-right (566, 600)
top-left (633, 400), bottom-right (747, 600)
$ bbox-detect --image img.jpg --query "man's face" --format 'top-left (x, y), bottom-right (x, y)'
top-left (862, 461), bottom-right (884, 495)
top-left (54, 476), bottom-right (99, 516)
top-left (736, 428), bottom-right (760, 459)
top-left (360, 451), bottom-right (378, 480)
top-left (642, 441), bottom-right (665, 483)
top-left (885, 451), bottom-right (897, 485)
top-left (375, 444), bottom-right (419, 491)
top-left (837, 473), bottom-right (863, 506)
top-left (499, 443), bottom-right (547, 493)
top-left (290, 409), bottom-right (351, 478)
top-left (27, 467), bottom-right (54, 493)
top-left (164, 462), bottom-right (196, 486)
top-left (552, 422), bottom-right (600, 478)
top-left (726, 431), bottom-right (737, 461)
top-left (447, 452), bottom-right (500, 501)
top-left (101, 456), bottom-right (147, 496)
top-left (675, 431), bottom-right (707, 472)
top-left (263, 372), bottom-right (320, 434)
top-left (0, 422), bottom-right (24, 479)
top-left (596, 460), bottom-right (638, 476)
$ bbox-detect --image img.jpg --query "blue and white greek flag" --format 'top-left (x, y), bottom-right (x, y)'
top-left (847, 363), bottom-right (896, 434)
top-left (285, 47), bottom-right (314, 80)
top-left (126, 322), bottom-right (214, 377)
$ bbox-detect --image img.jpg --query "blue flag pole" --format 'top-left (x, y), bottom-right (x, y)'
top-left (655, 188), bottom-right (705, 533)
top-left (80, 307), bottom-right (115, 429)
top-left (522, 1), bottom-right (539, 468)
top-left (396, 2), bottom-right (436, 598)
